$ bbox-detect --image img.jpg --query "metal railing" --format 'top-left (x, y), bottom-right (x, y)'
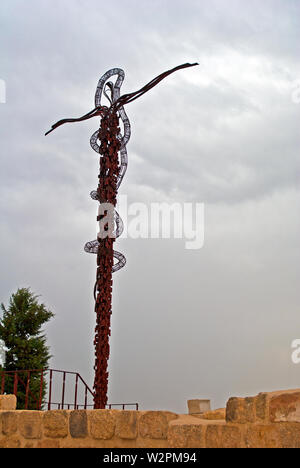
top-left (0, 368), bottom-right (138, 411)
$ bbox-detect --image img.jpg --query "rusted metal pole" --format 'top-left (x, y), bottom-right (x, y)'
top-left (61, 371), bottom-right (66, 410)
top-left (74, 373), bottom-right (79, 409)
top-left (48, 369), bottom-right (53, 410)
top-left (1, 372), bottom-right (5, 394)
top-left (38, 369), bottom-right (44, 410)
top-left (13, 372), bottom-right (18, 396)
top-left (93, 111), bottom-right (120, 409)
top-left (25, 371), bottom-right (30, 410)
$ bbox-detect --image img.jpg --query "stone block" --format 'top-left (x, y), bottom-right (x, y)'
top-left (139, 411), bottom-right (177, 439)
top-left (1, 411), bottom-right (18, 436)
top-left (187, 399), bottom-right (211, 415)
top-left (0, 394), bottom-right (17, 411)
top-left (279, 423), bottom-right (300, 448)
top-left (0, 436), bottom-right (21, 448)
top-left (37, 438), bottom-right (61, 448)
top-left (255, 392), bottom-right (268, 422)
top-left (205, 424), bottom-right (222, 448)
top-left (245, 424), bottom-right (281, 448)
top-left (19, 411), bottom-right (42, 439)
top-left (168, 423), bottom-right (205, 448)
top-left (226, 397), bottom-right (255, 423)
top-left (195, 408), bottom-right (225, 420)
top-left (24, 441), bottom-right (37, 448)
top-left (115, 410), bottom-right (137, 439)
top-left (43, 410), bottom-right (68, 438)
top-left (269, 391), bottom-right (300, 423)
top-left (220, 425), bottom-right (242, 448)
top-left (88, 410), bottom-right (116, 440)
top-left (69, 410), bottom-right (88, 438)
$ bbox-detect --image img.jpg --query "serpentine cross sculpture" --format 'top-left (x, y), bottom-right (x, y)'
top-left (46, 63), bottom-right (198, 409)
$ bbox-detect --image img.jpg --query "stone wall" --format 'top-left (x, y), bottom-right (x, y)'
top-left (0, 406), bottom-right (178, 448)
top-left (1, 388), bottom-right (300, 448)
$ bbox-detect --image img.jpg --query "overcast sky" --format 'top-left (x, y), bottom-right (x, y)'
top-left (0, 0), bottom-right (300, 413)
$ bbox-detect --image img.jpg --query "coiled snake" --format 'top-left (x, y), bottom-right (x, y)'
top-left (45, 63), bottom-right (198, 408)
top-left (84, 68), bottom-right (130, 276)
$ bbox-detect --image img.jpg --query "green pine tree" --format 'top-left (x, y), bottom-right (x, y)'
top-left (0, 288), bottom-right (54, 409)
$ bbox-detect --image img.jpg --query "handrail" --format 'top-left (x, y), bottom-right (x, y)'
top-left (0, 368), bottom-right (138, 411)
top-left (76, 372), bottom-right (94, 398)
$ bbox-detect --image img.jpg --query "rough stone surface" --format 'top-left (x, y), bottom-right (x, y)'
top-left (37, 438), bottom-right (60, 448)
top-left (245, 424), bottom-right (281, 449)
top-left (168, 423), bottom-right (205, 448)
top-left (138, 437), bottom-right (169, 449)
top-left (221, 425), bottom-right (242, 448)
top-left (0, 435), bottom-right (21, 448)
top-left (194, 408), bottom-right (226, 420)
top-left (226, 397), bottom-right (255, 424)
top-left (2, 389), bottom-right (300, 448)
top-left (226, 389), bottom-right (300, 425)
top-left (88, 410), bottom-right (116, 440)
top-left (269, 391), bottom-right (300, 423)
top-left (69, 410), bottom-right (88, 438)
top-left (115, 411), bottom-right (137, 439)
top-left (226, 398), bottom-right (243, 423)
top-left (279, 423), bottom-right (300, 448)
top-left (255, 393), bottom-right (268, 422)
top-left (205, 424), bottom-right (222, 448)
top-left (0, 395), bottom-right (17, 411)
top-left (1, 411), bottom-right (18, 436)
top-left (43, 410), bottom-right (68, 438)
top-left (139, 411), bottom-right (177, 439)
top-left (19, 411), bottom-right (42, 439)
top-left (24, 441), bottom-right (36, 448)
top-left (244, 397), bottom-right (256, 423)
top-left (187, 399), bottom-right (211, 414)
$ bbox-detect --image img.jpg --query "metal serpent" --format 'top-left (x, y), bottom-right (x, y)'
top-left (84, 68), bottom-right (130, 278)
top-left (45, 62), bottom-right (198, 409)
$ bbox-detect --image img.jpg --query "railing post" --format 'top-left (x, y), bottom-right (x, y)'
top-left (1, 372), bottom-right (5, 394)
top-left (13, 372), bottom-right (18, 397)
top-left (25, 371), bottom-right (30, 410)
top-left (74, 374), bottom-right (78, 410)
top-left (48, 369), bottom-right (53, 410)
top-left (84, 386), bottom-right (88, 410)
top-left (38, 369), bottom-right (44, 410)
top-left (61, 371), bottom-right (66, 410)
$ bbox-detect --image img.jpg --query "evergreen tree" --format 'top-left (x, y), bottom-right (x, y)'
top-left (0, 288), bottom-right (54, 409)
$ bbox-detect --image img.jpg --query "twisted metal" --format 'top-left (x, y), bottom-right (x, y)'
top-left (85, 68), bottom-right (130, 277)
top-left (45, 62), bottom-right (198, 409)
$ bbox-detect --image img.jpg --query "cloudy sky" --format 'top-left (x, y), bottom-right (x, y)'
top-left (0, 0), bottom-right (300, 413)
